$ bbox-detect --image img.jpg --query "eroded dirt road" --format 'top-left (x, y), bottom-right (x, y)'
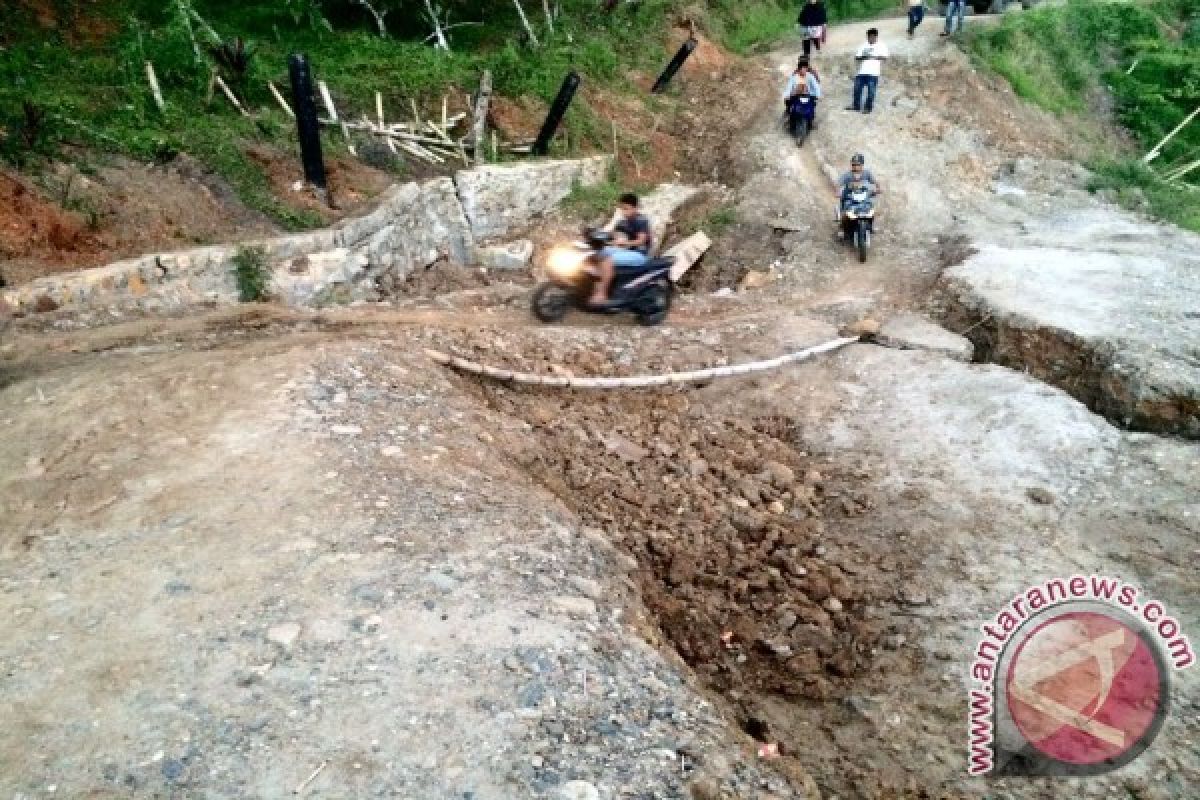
top-left (2, 15), bottom-right (1197, 800)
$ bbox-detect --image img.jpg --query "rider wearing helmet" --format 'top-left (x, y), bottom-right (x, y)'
top-left (836, 154), bottom-right (881, 234)
top-left (838, 153), bottom-right (881, 196)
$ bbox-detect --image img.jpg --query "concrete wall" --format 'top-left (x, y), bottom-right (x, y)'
top-left (1, 156), bottom-right (611, 316)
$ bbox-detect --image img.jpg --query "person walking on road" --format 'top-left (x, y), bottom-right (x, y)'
top-left (907, 0), bottom-right (927, 37)
top-left (942, 0), bottom-right (966, 36)
top-left (798, 0), bottom-right (828, 57)
top-left (846, 28), bottom-right (889, 114)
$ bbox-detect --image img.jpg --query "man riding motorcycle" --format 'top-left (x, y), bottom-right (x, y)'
top-left (589, 192), bottom-right (654, 307)
top-left (782, 59), bottom-right (821, 136)
top-left (836, 153), bottom-right (881, 235)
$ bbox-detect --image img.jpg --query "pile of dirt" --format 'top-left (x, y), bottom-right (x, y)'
top-left (471, 381), bottom-right (917, 782)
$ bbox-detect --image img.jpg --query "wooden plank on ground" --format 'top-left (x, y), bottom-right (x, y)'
top-left (664, 231), bottom-right (712, 282)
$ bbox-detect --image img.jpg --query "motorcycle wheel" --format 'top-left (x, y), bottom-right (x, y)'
top-left (531, 283), bottom-right (572, 323)
top-left (856, 220), bottom-right (870, 263)
top-left (634, 283), bottom-right (672, 327)
top-left (794, 117), bottom-right (810, 147)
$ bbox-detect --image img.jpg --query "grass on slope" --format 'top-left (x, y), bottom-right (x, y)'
top-left (0, 0), bottom-right (899, 230)
top-left (968, 0), bottom-right (1200, 232)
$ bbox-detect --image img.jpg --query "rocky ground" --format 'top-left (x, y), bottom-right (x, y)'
top-left (1, 14), bottom-right (1198, 800)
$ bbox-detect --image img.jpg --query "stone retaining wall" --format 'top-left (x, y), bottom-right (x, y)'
top-left (1, 156), bottom-right (610, 316)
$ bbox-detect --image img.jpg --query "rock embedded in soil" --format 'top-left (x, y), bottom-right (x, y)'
top-left (877, 313), bottom-right (974, 362)
top-left (552, 596), bottom-right (598, 618)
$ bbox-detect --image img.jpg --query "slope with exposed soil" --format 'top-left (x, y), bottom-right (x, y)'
top-left (1, 13), bottom-right (1198, 800)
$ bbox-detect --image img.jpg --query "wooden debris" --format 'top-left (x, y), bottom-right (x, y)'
top-left (214, 75), bottom-right (248, 117)
top-left (269, 81), bottom-right (294, 118)
top-left (145, 62), bottom-right (165, 112)
top-left (473, 71), bottom-right (493, 166)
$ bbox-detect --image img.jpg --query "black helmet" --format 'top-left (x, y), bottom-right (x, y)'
top-left (851, 153), bottom-right (865, 166)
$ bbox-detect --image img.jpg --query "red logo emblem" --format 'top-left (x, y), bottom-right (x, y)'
top-left (1005, 610), bottom-right (1165, 767)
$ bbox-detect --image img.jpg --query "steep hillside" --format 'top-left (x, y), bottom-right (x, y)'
top-left (968, 0), bottom-right (1200, 230)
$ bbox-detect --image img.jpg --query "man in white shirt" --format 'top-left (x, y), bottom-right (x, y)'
top-left (846, 28), bottom-right (889, 114)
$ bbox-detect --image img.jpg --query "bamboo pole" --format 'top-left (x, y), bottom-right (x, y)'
top-left (215, 75), bottom-right (249, 117)
top-left (145, 62), bottom-right (165, 112)
top-left (425, 336), bottom-right (862, 390)
top-left (1144, 104), bottom-right (1200, 164)
top-left (269, 81), bottom-right (294, 117)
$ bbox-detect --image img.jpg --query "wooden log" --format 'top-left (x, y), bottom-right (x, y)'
top-left (663, 231), bottom-right (713, 282)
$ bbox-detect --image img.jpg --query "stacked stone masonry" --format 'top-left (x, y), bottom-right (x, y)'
top-left (1, 157), bottom-right (611, 315)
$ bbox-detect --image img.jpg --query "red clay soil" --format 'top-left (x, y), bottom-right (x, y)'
top-left (0, 172), bottom-right (103, 285)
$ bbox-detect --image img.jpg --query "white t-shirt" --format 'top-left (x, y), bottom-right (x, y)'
top-left (855, 41), bottom-right (889, 77)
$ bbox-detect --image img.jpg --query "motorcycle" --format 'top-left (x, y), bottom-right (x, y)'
top-left (785, 93), bottom-right (817, 146)
top-left (531, 229), bottom-right (675, 326)
top-left (839, 183), bottom-right (876, 263)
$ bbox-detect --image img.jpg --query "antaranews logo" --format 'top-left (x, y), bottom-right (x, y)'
top-left (967, 575), bottom-right (1194, 777)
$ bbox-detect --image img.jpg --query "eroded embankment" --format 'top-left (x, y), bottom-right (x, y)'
top-left (431, 326), bottom-right (928, 794)
top-left (937, 211), bottom-right (1200, 439)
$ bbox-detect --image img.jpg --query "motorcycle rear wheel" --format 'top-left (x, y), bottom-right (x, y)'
top-left (794, 117), bottom-right (810, 147)
top-left (531, 283), bottom-right (573, 323)
top-left (635, 283), bottom-right (672, 327)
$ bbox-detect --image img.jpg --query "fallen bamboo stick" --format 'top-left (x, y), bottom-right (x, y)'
top-left (378, 92), bottom-right (399, 156)
top-left (215, 75), bottom-right (249, 117)
top-left (145, 62), bottom-right (165, 112)
top-left (1144, 104), bottom-right (1200, 164)
top-left (269, 81), bottom-right (294, 117)
top-left (318, 81), bottom-right (339, 122)
top-left (425, 336), bottom-right (862, 389)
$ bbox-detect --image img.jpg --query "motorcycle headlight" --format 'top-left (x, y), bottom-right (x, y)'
top-left (546, 247), bottom-right (586, 279)
top-left (846, 210), bottom-right (858, 219)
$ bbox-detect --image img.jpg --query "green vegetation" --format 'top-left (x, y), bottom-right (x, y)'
top-left (704, 204), bottom-right (739, 235)
top-left (968, 0), bottom-right (1200, 231)
top-left (232, 245), bottom-right (270, 301)
top-left (1, 0), bottom-right (896, 230)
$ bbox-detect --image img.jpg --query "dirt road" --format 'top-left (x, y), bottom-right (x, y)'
top-left (2, 15), bottom-right (1197, 800)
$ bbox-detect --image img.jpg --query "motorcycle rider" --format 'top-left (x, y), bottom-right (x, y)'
top-left (838, 153), bottom-right (881, 196)
top-left (590, 192), bottom-right (653, 306)
top-left (782, 58), bottom-right (822, 133)
top-left (837, 153), bottom-right (881, 233)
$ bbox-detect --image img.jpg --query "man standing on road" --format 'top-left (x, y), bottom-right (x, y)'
top-left (942, 0), bottom-right (966, 36)
top-left (798, 0), bottom-right (828, 57)
top-left (847, 28), bottom-right (889, 114)
top-left (907, 0), bottom-right (927, 37)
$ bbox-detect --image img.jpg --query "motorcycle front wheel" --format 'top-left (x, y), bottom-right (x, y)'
top-left (856, 220), bottom-right (870, 263)
top-left (531, 282), bottom-right (573, 323)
